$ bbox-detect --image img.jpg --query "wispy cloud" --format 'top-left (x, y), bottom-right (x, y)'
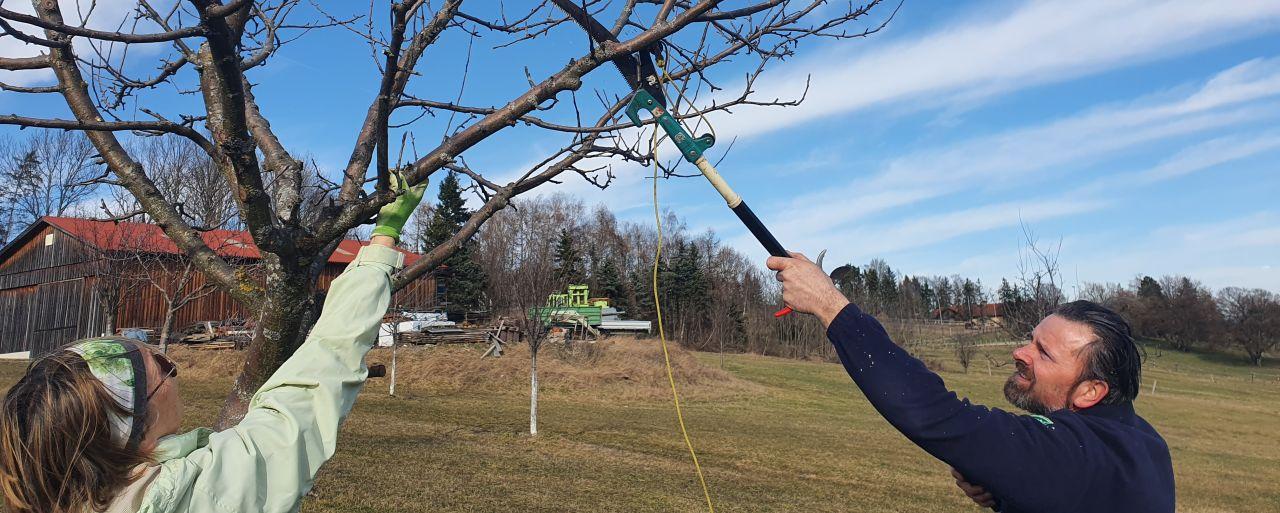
top-left (717, 0), bottom-right (1280, 137)
top-left (1078, 130), bottom-right (1280, 193)
top-left (1071, 212), bottom-right (1280, 291)
top-left (1163, 212), bottom-right (1280, 251)
top-left (815, 121), bottom-right (1280, 282)
top-left (893, 212), bottom-right (1280, 293)
top-left (820, 195), bottom-right (1108, 258)
top-left (758, 57), bottom-right (1280, 251)
top-left (0, 0), bottom-right (172, 87)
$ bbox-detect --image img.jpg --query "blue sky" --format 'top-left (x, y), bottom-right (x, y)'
top-left (3, 0), bottom-right (1279, 293)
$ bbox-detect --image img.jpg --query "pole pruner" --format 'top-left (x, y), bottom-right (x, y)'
top-left (551, 1), bottom-right (841, 317)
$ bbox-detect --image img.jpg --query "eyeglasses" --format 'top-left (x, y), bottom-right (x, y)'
top-left (145, 350), bottom-right (178, 402)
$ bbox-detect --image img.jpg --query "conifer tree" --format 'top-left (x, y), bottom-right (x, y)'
top-left (553, 228), bottom-right (585, 285)
top-left (628, 266), bottom-right (655, 319)
top-left (595, 257), bottom-right (626, 306)
top-left (421, 171), bottom-right (488, 317)
top-left (1137, 276), bottom-right (1165, 300)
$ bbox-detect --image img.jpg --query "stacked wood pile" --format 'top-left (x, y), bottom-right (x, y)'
top-left (396, 324), bottom-right (519, 346)
top-left (186, 340), bottom-right (239, 351)
top-left (398, 329), bottom-right (485, 345)
top-left (176, 320), bottom-right (253, 349)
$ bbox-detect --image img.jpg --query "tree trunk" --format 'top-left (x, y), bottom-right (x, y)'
top-left (214, 267), bottom-right (317, 429)
top-left (529, 349), bottom-right (539, 436)
top-left (101, 302), bottom-right (117, 337)
top-left (159, 309), bottom-right (176, 353)
top-left (389, 334), bottom-right (398, 397)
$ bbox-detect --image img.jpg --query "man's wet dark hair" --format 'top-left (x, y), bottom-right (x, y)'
top-left (1053, 300), bottom-right (1143, 404)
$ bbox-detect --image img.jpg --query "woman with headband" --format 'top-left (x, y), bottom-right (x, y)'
top-left (0, 174), bottom-right (426, 513)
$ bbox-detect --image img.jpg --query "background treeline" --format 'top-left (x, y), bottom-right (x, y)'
top-left (413, 186), bottom-right (1280, 366)
top-left (439, 193), bottom-right (997, 360)
top-left (1079, 277), bottom-right (1280, 366)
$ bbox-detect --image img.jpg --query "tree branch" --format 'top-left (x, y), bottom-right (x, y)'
top-left (0, 54), bottom-right (50, 70)
top-left (0, 82), bottom-right (59, 93)
top-left (0, 5), bottom-right (206, 43)
top-left (324, 0), bottom-right (725, 242)
top-left (190, 0), bottom-right (281, 252)
top-left (31, 0), bottom-right (256, 307)
top-left (0, 16), bottom-right (66, 47)
top-left (0, 114), bottom-right (211, 149)
top-left (241, 79), bottom-right (304, 224)
top-left (335, 0), bottom-right (461, 212)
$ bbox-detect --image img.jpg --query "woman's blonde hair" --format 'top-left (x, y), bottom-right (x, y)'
top-left (0, 350), bottom-right (152, 513)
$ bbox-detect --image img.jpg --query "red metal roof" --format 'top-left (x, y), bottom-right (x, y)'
top-left (42, 216), bottom-right (420, 266)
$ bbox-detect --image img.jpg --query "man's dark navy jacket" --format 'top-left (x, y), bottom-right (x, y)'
top-left (826, 303), bottom-right (1175, 513)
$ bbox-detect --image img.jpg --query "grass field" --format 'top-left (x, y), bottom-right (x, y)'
top-left (2, 338), bottom-right (1277, 512)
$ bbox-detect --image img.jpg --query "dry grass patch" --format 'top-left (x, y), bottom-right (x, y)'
top-left (167, 337), bottom-right (762, 401)
top-left (5, 337), bottom-right (1273, 511)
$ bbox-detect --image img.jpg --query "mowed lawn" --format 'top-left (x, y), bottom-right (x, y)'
top-left (2, 339), bottom-right (1277, 512)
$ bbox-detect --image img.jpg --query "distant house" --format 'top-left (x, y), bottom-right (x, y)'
top-left (932, 303), bottom-right (1004, 322)
top-left (0, 216), bottom-right (437, 356)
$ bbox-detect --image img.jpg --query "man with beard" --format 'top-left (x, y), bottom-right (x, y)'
top-left (767, 254), bottom-right (1174, 513)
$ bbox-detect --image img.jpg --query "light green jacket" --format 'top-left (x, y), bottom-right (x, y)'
top-left (119, 244), bottom-right (403, 513)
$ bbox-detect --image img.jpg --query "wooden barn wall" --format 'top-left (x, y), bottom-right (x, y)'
top-left (117, 263), bottom-right (438, 331)
top-left (316, 266), bottom-right (438, 312)
top-left (0, 226), bottom-right (439, 355)
top-left (0, 227), bottom-right (96, 290)
top-left (0, 285), bottom-right (35, 354)
top-left (0, 228), bottom-right (101, 355)
top-left (390, 274), bottom-right (438, 311)
top-left (116, 260), bottom-right (254, 330)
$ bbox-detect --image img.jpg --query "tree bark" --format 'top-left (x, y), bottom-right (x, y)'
top-left (159, 307), bottom-right (175, 353)
top-left (101, 301), bottom-right (117, 336)
top-left (214, 261), bottom-right (317, 428)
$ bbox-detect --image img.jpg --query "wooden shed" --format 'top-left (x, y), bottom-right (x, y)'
top-left (0, 217), bottom-right (438, 356)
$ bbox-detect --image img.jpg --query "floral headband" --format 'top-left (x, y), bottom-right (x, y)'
top-left (65, 338), bottom-right (150, 452)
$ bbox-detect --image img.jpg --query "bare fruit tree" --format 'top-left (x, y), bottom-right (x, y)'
top-left (1217, 287), bottom-right (1280, 367)
top-left (81, 228), bottom-right (141, 337)
top-left (119, 231), bottom-right (223, 352)
top-left (1, 0), bottom-right (891, 425)
top-left (1001, 224), bottom-right (1065, 339)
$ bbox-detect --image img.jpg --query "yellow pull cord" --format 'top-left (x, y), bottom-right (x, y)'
top-left (651, 140), bottom-right (717, 513)
top-left (650, 52), bottom-right (716, 511)
top-left (655, 51), bottom-right (718, 148)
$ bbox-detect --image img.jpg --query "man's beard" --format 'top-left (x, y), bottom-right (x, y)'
top-left (1004, 361), bottom-right (1052, 415)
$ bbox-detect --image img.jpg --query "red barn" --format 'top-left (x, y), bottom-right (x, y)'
top-left (0, 217), bottom-right (437, 356)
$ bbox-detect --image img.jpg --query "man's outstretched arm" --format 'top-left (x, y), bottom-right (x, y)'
top-left (767, 254), bottom-right (1089, 512)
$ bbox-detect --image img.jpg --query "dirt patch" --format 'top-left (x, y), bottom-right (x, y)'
top-left (166, 337), bottom-right (762, 401)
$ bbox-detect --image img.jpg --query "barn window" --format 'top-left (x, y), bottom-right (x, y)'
top-left (44, 233), bottom-right (55, 246)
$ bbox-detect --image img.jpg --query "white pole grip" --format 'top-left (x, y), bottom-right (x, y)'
top-left (694, 157), bottom-right (742, 208)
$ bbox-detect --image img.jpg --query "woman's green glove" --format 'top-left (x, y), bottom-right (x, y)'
top-left (371, 171), bottom-right (427, 241)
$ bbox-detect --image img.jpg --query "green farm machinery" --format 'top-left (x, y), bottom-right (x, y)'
top-left (531, 285), bottom-right (651, 338)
